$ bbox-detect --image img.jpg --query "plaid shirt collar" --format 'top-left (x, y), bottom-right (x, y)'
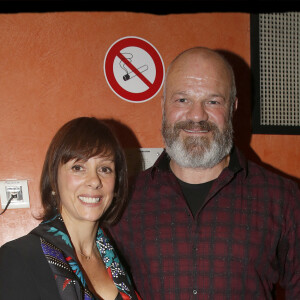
top-left (150, 146), bottom-right (247, 180)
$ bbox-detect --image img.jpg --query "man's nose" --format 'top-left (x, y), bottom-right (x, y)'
top-left (186, 102), bottom-right (208, 122)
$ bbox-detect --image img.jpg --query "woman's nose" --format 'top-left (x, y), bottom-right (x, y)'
top-left (87, 171), bottom-right (102, 189)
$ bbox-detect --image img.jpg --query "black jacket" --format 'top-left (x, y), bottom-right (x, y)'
top-left (0, 233), bottom-right (61, 300)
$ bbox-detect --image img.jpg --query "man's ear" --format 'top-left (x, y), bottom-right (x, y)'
top-left (233, 97), bottom-right (238, 112)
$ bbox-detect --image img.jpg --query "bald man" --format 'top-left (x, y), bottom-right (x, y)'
top-left (110, 47), bottom-right (300, 299)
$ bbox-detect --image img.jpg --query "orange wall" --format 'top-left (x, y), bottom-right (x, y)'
top-left (0, 12), bottom-right (299, 246)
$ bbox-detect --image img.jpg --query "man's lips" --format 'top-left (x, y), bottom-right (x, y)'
top-left (183, 128), bottom-right (209, 133)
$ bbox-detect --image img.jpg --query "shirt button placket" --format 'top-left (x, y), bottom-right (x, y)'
top-left (191, 220), bottom-right (199, 298)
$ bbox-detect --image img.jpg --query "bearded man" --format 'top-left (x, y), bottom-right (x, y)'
top-left (110, 47), bottom-right (300, 300)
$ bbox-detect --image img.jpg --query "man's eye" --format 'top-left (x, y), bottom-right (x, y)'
top-left (178, 98), bottom-right (187, 103)
top-left (207, 100), bottom-right (220, 105)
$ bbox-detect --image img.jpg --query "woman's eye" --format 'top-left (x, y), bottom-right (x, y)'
top-left (71, 165), bottom-right (83, 171)
top-left (99, 167), bottom-right (112, 174)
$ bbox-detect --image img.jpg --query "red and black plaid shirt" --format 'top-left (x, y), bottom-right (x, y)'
top-left (110, 147), bottom-right (300, 299)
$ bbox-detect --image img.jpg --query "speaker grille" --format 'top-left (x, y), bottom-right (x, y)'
top-left (251, 12), bottom-right (300, 134)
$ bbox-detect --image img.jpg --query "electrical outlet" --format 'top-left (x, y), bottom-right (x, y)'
top-left (125, 148), bottom-right (163, 177)
top-left (139, 148), bottom-right (164, 170)
top-left (0, 180), bottom-right (30, 209)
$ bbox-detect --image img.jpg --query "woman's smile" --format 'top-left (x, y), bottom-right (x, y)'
top-left (78, 195), bottom-right (102, 204)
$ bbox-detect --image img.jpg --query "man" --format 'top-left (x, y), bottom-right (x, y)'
top-left (110, 47), bottom-right (300, 299)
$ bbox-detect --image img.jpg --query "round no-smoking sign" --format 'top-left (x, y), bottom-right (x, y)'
top-left (104, 36), bottom-right (165, 103)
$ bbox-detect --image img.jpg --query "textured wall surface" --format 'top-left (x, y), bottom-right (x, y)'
top-left (0, 12), bottom-right (298, 247)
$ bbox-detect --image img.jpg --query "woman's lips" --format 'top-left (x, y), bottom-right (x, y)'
top-left (78, 196), bottom-right (101, 204)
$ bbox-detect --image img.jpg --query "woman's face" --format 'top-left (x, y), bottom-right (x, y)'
top-left (57, 155), bottom-right (116, 224)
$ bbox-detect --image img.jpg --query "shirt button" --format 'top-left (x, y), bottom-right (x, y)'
top-left (193, 289), bottom-right (198, 295)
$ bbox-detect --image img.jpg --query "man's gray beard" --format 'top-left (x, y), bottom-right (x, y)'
top-left (162, 118), bottom-right (233, 169)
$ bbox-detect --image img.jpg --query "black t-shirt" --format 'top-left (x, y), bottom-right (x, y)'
top-left (177, 178), bottom-right (214, 217)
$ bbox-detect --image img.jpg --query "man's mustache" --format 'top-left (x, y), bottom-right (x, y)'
top-left (174, 120), bottom-right (217, 131)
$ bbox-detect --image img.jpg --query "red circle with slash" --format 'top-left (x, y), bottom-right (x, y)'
top-left (104, 36), bottom-right (165, 103)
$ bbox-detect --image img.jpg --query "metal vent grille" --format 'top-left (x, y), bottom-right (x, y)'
top-left (251, 13), bottom-right (300, 134)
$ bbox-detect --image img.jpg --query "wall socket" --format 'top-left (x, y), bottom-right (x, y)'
top-left (124, 148), bottom-right (164, 177)
top-left (0, 180), bottom-right (30, 209)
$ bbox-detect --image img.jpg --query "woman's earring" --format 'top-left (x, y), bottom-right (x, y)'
top-left (51, 191), bottom-right (56, 196)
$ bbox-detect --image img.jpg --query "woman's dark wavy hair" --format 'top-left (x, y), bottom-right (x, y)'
top-left (40, 117), bottom-right (128, 226)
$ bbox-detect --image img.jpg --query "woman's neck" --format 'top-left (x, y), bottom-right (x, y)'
top-left (61, 212), bottom-right (99, 258)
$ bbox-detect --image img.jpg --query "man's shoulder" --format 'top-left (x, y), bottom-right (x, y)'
top-left (246, 158), bottom-right (299, 190)
top-left (129, 168), bottom-right (154, 194)
top-left (135, 167), bottom-right (153, 179)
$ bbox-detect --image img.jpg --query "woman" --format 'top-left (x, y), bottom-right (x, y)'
top-left (0, 117), bottom-right (141, 300)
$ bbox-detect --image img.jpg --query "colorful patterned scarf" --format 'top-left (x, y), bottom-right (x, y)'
top-left (31, 215), bottom-right (140, 300)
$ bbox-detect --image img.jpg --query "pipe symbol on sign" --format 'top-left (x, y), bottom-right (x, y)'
top-left (119, 52), bottom-right (149, 81)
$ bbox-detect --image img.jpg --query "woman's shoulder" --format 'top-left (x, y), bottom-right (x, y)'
top-left (0, 231), bottom-right (45, 267)
top-left (0, 232), bottom-right (44, 277)
top-left (1, 232), bottom-right (41, 253)
top-left (0, 230), bottom-right (61, 299)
